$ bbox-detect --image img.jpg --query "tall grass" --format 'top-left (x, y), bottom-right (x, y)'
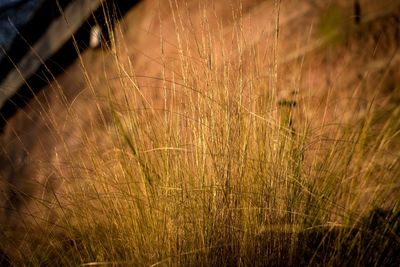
top-left (5, 1), bottom-right (400, 266)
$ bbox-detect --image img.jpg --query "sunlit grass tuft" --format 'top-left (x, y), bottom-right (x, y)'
top-left (6, 1), bottom-right (400, 266)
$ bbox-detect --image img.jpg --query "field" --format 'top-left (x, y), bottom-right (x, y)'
top-left (0, 0), bottom-right (399, 266)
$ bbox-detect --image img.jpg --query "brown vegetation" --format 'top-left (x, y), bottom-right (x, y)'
top-left (0, 0), bottom-right (399, 265)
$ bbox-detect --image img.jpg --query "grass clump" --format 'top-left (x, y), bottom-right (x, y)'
top-left (3, 1), bottom-right (399, 266)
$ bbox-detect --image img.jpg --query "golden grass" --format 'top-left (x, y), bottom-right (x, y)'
top-left (2, 1), bottom-right (399, 266)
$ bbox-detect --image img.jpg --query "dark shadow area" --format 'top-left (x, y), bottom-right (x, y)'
top-left (0, 250), bottom-right (11, 267)
top-left (210, 208), bottom-right (400, 266)
top-left (0, 0), bottom-right (71, 82)
top-left (295, 208), bottom-right (400, 266)
top-left (0, 0), bottom-right (139, 132)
